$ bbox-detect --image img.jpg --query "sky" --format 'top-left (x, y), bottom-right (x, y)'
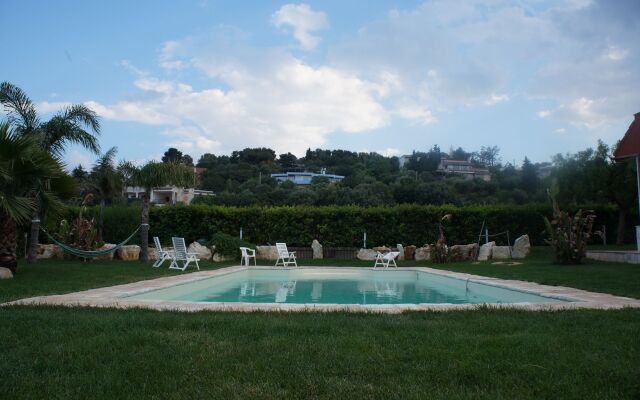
top-left (1, 0), bottom-right (639, 169)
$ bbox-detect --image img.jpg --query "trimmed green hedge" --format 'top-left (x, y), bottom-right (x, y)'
top-left (49, 203), bottom-right (629, 247)
top-left (147, 203), bottom-right (625, 247)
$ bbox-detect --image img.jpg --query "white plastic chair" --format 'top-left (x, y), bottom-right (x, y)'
top-left (373, 251), bottom-right (400, 269)
top-left (152, 236), bottom-right (174, 268)
top-left (275, 243), bottom-right (297, 267)
top-left (240, 247), bottom-right (256, 266)
top-left (169, 237), bottom-right (200, 271)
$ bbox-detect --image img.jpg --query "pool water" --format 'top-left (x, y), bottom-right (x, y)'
top-left (127, 268), bottom-right (571, 305)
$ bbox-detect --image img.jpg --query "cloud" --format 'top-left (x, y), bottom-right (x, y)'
top-left (86, 50), bottom-right (389, 156)
top-left (271, 3), bottom-right (328, 50)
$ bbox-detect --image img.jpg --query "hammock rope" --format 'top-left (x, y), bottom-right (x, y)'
top-left (40, 225), bottom-right (141, 258)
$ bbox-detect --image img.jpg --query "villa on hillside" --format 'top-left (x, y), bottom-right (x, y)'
top-left (271, 168), bottom-right (344, 185)
top-left (437, 158), bottom-right (491, 181)
top-left (125, 186), bottom-right (214, 205)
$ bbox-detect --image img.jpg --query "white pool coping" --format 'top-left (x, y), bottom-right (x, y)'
top-left (6, 265), bottom-right (640, 313)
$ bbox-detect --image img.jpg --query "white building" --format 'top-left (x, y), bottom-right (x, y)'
top-left (125, 186), bottom-right (214, 205)
top-left (436, 159), bottom-right (491, 181)
top-left (271, 169), bottom-right (344, 185)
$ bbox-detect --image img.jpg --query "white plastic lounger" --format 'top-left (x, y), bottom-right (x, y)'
top-left (373, 251), bottom-right (400, 269)
top-left (152, 236), bottom-right (174, 268)
top-left (240, 246), bottom-right (256, 266)
top-left (275, 243), bottom-right (297, 267)
top-left (170, 237), bottom-right (200, 271)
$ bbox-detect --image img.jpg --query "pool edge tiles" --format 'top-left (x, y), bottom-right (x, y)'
top-left (6, 265), bottom-right (640, 312)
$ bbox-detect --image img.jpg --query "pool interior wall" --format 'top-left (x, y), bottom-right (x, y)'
top-left (127, 268), bottom-right (572, 305)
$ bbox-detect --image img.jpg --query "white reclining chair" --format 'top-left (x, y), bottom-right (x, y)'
top-left (240, 246), bottom-right (256, 266)
top-left (170, 237), bottom-right (200, 271)
top-left (275, 243), bottom-right (297, 267)
top-left (152, 236), bottom-right (174, 268)
top-left (373, 251), bottom-right (400, 269)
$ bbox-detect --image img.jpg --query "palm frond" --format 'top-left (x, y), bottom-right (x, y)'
top-left (0, 82), bottom-right (39, 133)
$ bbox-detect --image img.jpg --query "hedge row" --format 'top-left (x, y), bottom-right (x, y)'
top-left (48, 203), bottom-right (630, 248)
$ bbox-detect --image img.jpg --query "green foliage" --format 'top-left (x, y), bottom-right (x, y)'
top-left (209, 233), bottom-right (254, 258)
top-left (143, 203), bottom-right (621, 247)
top-left (544, 191), bottom-right (596, 264)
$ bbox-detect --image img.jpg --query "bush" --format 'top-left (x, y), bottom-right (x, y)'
top-left (544, 193), bottom-right (596, 264)
top-left (210, 233), bottom-right (254, 258)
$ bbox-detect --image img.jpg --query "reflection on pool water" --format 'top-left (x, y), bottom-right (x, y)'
top-left (127, 268), bottom-right (572, 305)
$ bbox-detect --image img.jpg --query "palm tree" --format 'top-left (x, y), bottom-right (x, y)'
top-left (0, 122), bottom-right (77, 273)
top-left (132, 162), bottom-right (194, 261)
top-left (90, 147), bottom-right (123, 242)
top-left (0, 82), bottom-right (101, 263)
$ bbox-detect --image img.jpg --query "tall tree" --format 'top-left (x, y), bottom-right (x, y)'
top-left (162, 148), bottom-right (183, 163)
top-left (0, 122), bottom-right (77, 274)
top-left (132, 162), bottom-right (194, 261)
top-left (521, 157), bottom-right (538, 194)
top-left (90, 147), bottom-right (123, 242)
top-left (0, 82), bottom-right (101, 263)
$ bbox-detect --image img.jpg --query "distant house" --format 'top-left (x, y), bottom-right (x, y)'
top-left (437, 159), bottom-right (491, 181)
top-left (536, 163), bottom-right (554, 179)
top-left (398, 154), bottom-right (413, 168)
top-left (271, 168), bottom-right (344, 185)
top-left (125, 186), bottom-right (214, 205)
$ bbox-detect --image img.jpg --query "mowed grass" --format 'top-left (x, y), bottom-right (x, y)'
top-left (1, 306), bottom-right (639, 399)
top-left (0, 259), bottom-right (235, 303)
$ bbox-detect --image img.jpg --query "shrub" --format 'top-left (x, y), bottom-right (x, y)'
top-left (544, 192), bottom-right (596, 264)
top-left (210, 233), bottom-right (254, 258)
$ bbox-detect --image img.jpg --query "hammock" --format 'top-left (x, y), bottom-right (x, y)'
top-left (40, 225), bottom-right (141, 258)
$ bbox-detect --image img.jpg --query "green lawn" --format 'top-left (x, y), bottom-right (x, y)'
top-left (2, 248), bottom-right (640, 398)
top-left (1, 306), bottom-right (639, 399)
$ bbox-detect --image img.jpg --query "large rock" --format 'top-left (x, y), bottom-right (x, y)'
top-left (449, 243), bottom-right (479, 262)
top-left (36, 244), bottom-right (59, 259)
top-left (146, 248), bottom-right (159, 261)
top-left (95, 243), bottom-right (116, 261)
top-left (492, 246), bottom-right (512, 260)
top-left (0, 267), bottom-right (13, 279)
top-left (396, 244), bottom-right (405, 260)
top-left (311, 239), bottom-right (323, 259)
top-left (212, 253), bottom-right (235, 262)
top-left (257, 245), bottom-right (279, 260)
top-left (357, 248), bottom-right (378, 261)
top-left (188, 242), bottom-right (212, 261)
top-left (116, 245), bottom-right (140, 261)
top-left (404, 245), bottom-right (416, 260)
top-left (512, 235), bottom-right (531, 259)
top-left (414, 246), bottom-right (431, 261)
top-left (477, 241), bottom-right (495, 261)
top-left (372, 246), bottom-right (390, 253)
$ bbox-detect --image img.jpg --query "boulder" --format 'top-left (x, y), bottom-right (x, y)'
top-left (372, 246), bottom-right (390, 253)
top-left (188, 242), bottom-right (213, 261)
top-left (477, 241), bottom-right (495, 261)
top-left (414, 246), bottom-right (431, 261)
top-left (257, 245), bottom-right (279, 260)
top-left (311, 239), bottom-right (323, 259)
top-left (449, 243), bottom-right (479, 262)
top-left (95, 244), bottom-right (116, 261)
top-left (492, 246), bottom-right (512, 260)
top-left (146, 248), bottom-right (159, 261)
top-left (357, 248), bottom-right (378, 261)
top-left (36, 244), bottom-right (58, 259)
top-left (116, 245), bottom-right (140, 261)
top-left (404, 245), bottom-right (416, 260)
top-left (0, 267), bottom-right (13, 279)
top-left (512, 235), bottom-right (531, 259)
top-left (396, 244), bottom-right (405, 260)
top-left (212, 253), bottom-right (235, 262)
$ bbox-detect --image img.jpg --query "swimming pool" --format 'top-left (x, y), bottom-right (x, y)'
top-left (127, 268), bottom-right (572, 305)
